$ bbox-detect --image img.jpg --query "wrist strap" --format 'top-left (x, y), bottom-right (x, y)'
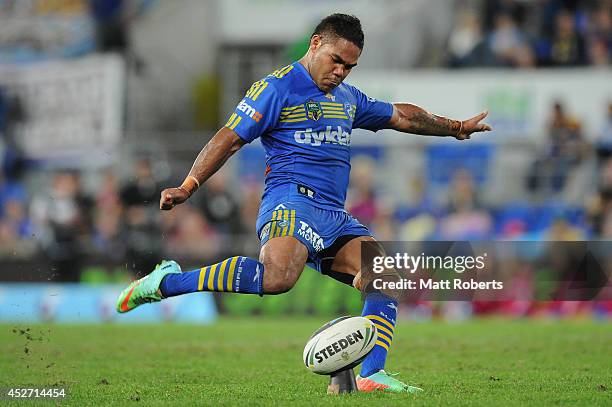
top-left (456, 120), bottom-right (463, 137)
top-left (179, 175), bottom-right (200, 197)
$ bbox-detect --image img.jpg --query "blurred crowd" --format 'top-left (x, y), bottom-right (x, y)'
top-left (348, 100), bottom-right (612, 243)
top-left (447, 0), bottom-right (611, 68)
top-left (0, 154), bottom-right (262, 281)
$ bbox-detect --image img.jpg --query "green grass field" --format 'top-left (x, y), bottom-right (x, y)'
top-left (1, 318), bottom-right (610, 406)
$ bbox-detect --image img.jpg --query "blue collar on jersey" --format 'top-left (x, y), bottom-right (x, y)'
top-left (293, 61), bottom-right (339, 100)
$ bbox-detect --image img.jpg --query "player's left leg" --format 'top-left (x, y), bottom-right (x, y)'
top-left (115, 256), bottom-right (265, 313)
top-left (116, 236), bottom-right (308, 313)
top-left (327, 235), bottom-right (422, 394)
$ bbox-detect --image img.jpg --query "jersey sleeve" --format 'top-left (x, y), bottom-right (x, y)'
top-left (224, 79), bottom-right (283, 143)
top-left (350, 85), bottom-right (394, 132)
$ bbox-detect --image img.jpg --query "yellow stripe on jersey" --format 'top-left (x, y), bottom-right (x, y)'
top-left (228, 116), bottom-right (241, 130)
top-left (269, 210), bottom-right (278, 239)
top-left (281, 210), bottom-right (289, 236)
top-left (245, 80), bottom-right (269, 101)
top-left (275, 210), bottom-right (285, 238)
top-left (225, 113), bottom-right (237, 128)
top-left (225, 113), bottom-right (242, 129)
top-left (245, 81), bottom-right (261, 99)
top-left (320, 102), bottom-right (343, 107)
top-left (320, 105), bottom-right (348, 119)
top-left (280, 65), bottom-right (294, 76)
top-left (281, 105), bottom-right (304, 112)
top-left (280, 106), bottom-right (306, 119)
top-left (280, 117), bottom-right (308, 123)
top-left (227, 256), bottom-right (238, 292)
top-left (252, 82), bottom-right (268, 100)
top-left (269, 65), bottom-right (294, 79)
top-left (279, 105), bottom-right (307, 122)
top-left (288, 210), bottom-right (296, 236)
top-left (270, 211), bottom-right (279, 238)
top-left (280, 111), bottom-right (306, 118)
top-left (265, 209), bottom-right (297, 238)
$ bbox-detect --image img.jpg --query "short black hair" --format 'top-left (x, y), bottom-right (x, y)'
top-left (312, 13), bottom-right (364, 50)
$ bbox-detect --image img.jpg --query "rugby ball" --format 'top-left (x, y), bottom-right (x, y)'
top-left (303, 316), bottom-right (378, 375)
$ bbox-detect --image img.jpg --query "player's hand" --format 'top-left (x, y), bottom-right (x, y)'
top-left (454, 111), bottom-right (492, 140)
top-left (160, 187), bottom-right (190, 210)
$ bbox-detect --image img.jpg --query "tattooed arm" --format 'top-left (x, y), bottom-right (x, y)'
top-left (159, 127), bottom-right (245, 210)
top-left (387, 103), bottom-right (492, 140)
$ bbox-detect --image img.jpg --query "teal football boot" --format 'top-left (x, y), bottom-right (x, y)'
top-left (356, 370), bottom-right (423, 394)
top-left (116, 260), bottom-right (181, 313)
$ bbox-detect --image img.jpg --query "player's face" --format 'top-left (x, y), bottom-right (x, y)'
top-left (309, 35), bottom-right (360, 93)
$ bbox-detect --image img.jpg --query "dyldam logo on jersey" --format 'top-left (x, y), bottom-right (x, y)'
top-left (237, 99), bottom-right (263, 122)
top-left (293, 126), bottom-right (351, 146)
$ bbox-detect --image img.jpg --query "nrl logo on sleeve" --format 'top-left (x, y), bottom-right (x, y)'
top-left (306, 100), bottom-right (322, 121)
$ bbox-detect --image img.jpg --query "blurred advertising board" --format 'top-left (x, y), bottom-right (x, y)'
top-left (348, 69), bottom-right (612, 143)
top-left (0, 54), bottom-right (124, 163)
top-left (0, 284), bottom-right (217, 324)
top-left (219, 0), bottom-right (375, 43)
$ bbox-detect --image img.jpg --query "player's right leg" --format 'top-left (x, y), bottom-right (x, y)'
top-left (116, 236), bottom-right (308, 313)
top-left (324, 235), bottom-right (422, 393)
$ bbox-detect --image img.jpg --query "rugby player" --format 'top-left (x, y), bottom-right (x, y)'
top-left (116, 13), bottom-right (491, 393)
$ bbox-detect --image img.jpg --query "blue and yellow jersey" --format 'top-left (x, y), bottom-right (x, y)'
top-left (226, 61), bottom-right (393, 211)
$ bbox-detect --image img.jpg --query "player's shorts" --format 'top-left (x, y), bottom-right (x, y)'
top-left (255, 199), bottom-right (371, 273)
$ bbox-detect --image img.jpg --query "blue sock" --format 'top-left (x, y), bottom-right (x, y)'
top-left (360, 293), bottom-right (398, 377)
top-left (159, 256), bottom-right (263, 297)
